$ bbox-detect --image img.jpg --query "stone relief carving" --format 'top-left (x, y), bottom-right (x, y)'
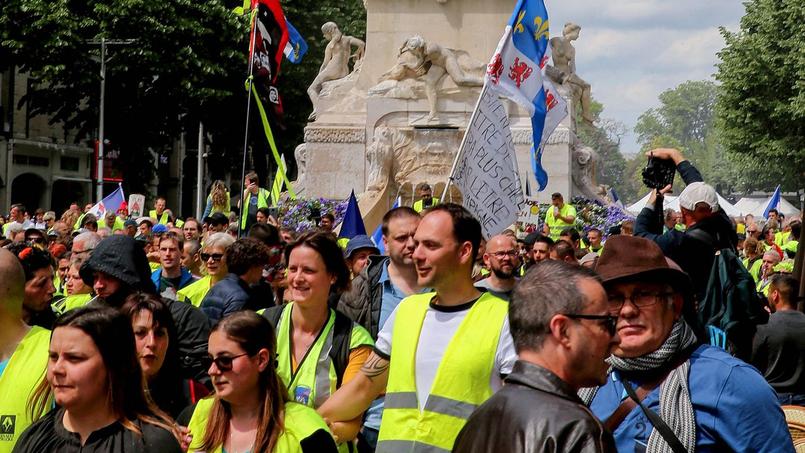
top-left (303, 128), bottom-right (365, 144)
top-left (307, 22), bottom-right (365, 121)
top-left (370, 35), bottom-right (484, 121)
top-left (571, 145), bottom-right (606, 202)
top-left (293, 143), bottom-right (308, 195)
top-left (548, 22), bottom-right (593, 124)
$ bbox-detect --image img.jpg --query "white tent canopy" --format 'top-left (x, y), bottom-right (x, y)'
top-left (627, 191), bottom-right (742, 218)
top-left (736, 196), bottom-right (802, 219)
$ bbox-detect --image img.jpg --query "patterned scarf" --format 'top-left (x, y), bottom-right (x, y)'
top-left (579, 321), bottom-right (698, 453)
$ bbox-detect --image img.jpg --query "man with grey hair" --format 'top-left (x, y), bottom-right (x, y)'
top-left (71, 231), bottom-right (101, 259)
top-left (454, 261), bottom-right (617, 452)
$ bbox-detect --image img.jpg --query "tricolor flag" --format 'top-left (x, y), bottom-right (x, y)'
top-left (486, 0), bottom-right (567, 191)
top-left (88, 185), bottom-right (126, 219)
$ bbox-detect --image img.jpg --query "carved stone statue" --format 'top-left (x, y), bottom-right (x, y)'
top-left (571, 144), bottom-right (606, 202)
top-left (293, 143), bottom-right (308, 195)
top-left (307, 22), bottom-right (365, 121)
top-left (379, 35), bottom-right (483, 121)
top-left (549, 23), bottom-right (593, 124)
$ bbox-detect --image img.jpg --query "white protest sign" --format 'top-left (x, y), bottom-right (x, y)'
top-left (128, 194), bottom-right (146, 218)
top-left (518, 197), bottom-right (542, 226)
top-left (452, 86), bottom-right (525, 238)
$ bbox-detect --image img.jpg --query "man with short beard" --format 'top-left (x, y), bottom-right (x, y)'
top-left (474, 234), bottom-right (520, 301)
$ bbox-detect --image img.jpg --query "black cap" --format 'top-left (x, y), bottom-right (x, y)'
top-left (205, 212), bottom-right (229, 226)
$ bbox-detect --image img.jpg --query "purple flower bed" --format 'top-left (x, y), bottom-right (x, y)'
top-left (278, 197), bottom-right (348, 233)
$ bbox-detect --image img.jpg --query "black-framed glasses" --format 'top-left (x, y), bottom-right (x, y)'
top-left (607, 291), bottom-right (674, 315)
top-left (201, 253), bottom-right (224, 262)
top-left (563, 313), bottom-right (618, 336)
top-left (205, 353), bottom-right (249, 371)
top-left (490, 250), bottom-right (518, 259)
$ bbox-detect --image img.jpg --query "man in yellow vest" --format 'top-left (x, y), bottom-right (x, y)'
top-left (412, 183), bottom-right (439, 213)
top-left (0, 249), bottom-right (51, 453)
top-left (240, 171), bottom-right (271, 233)
top-left (542, 192), bottom-right (576, 240)
top-left (318, 203), bottom-right (516, 452)
top-left (149, 197), bottom-right (173, 225)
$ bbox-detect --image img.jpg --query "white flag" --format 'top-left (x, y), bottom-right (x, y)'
top-left (452, 86), bottom-right (525, 238)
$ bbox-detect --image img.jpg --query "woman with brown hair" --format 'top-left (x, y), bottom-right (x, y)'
top-left (203, 180), bottom-right (231, 220)
top-left (182, 311), bottom-right (336, 453)
top-left (15, 306), bottom-right (182, 452)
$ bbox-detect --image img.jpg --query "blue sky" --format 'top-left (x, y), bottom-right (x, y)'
top-left (547, 0), bottom-right (747, 155)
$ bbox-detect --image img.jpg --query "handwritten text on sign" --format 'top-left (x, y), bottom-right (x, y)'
top-left (453, 87), bottom-right (524, 238)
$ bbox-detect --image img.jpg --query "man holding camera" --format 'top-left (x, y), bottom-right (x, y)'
top-left (633, 148), bottom-right (738, 306)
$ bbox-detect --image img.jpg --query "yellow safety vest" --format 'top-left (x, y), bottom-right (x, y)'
top-left (52, 294), bottom-right (93, 315)
top-left (177, 276), bottom-right (212, 307)
top-left (275, 304), bottom-right (373, 410)
top-left (0, 327), bottom-right (51, 453)
top-left (742, 258), bottom-right (763, 284)
top-left (149, 210), bottom-right (170, 225)
top-left (544, 204), bottom-right (576, 240)
top-left (377, 292), bottom-right (509, 453)
top-left (187, 397), bottom-right (332, 453)
top-left (240, 188), bottom-right (271, 230)
top-left (413, 198), bottom-right (440, 213)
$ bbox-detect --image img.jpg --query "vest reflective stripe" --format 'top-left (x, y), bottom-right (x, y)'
top-left (413, 198), bottom-right (439, 213)
top-left (377, 292), bottom-right (508, 452)
top-left (177, 276), bottom-right (212, 307)
top-left (544, 204), bottom-right (576, 239)
top-left (240, 189), bottom-right (271, 229)
top-left (186, 397), bottom-right (332, 453)
top-left (276, 303), bottom-right (373, 410)
top-left (149, 210), bottom-right (170, 225)
top-left (0, 326), bottom-right (51, 453)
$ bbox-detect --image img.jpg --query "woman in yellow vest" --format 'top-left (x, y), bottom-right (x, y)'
top-left (178, 233), bottom-right (236, 307)
top-left (16, 306), bottom-right (182, 452)
top-left (203, 180), bottom-right (232, 220)
top-left (183, 311), bottom-right (337, 453)
top-left (272, 232), bottom-right (374, 451)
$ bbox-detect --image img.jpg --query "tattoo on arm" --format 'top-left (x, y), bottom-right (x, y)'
top-left (361, 354), bottom-right (389, 381)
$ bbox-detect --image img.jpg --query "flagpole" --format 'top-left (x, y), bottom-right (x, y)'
top-left (237, 13), bottom-right (259, 238)
top-left (440, 82), bottom-right (490, 203)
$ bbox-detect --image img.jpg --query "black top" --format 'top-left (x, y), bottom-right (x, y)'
top-left (453, 360), bottom-right (615, 453)
top-left (13, 408), bottom-right (181, 453)
top-left (752, 310), bottom-right (805, 394)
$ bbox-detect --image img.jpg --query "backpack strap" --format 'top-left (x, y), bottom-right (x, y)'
top-left (330, 310), bottom-right (354, 389)
top-left (262, 305), bottom-right (285, 329)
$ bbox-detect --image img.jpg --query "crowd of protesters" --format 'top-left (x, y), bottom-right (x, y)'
top-left (0, 148), bottom-right (802, 453)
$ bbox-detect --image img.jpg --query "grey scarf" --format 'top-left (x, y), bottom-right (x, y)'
top-left (580, 321), bottom-right (698, 453)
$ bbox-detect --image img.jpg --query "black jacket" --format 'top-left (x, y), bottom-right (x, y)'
top-left (337, 255), bottom-right (388, 339)
top-left (453, 360), bottom-right (615, 453)
top-left (634, 160), bottom-right (738, 304)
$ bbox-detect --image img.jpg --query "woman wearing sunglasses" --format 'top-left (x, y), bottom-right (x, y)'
top-left (15, 306), bottom-right (182, 452)
top-left (262, 232), bottom-right (374, 451)
top-left (182, 311), bottom-right (337, 453)
top-left (177, 233), bottom-right (235, 307)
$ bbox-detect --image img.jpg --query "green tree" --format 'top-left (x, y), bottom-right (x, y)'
top-left (575, 99), bottom-right (628, 197)
top-left (715, 0), bottom-right (805, 192)
top-left (634, 80), bottom-right (739, 195)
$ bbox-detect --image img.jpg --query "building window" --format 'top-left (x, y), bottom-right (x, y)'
top-left (60, 156), bottom-right (79, 172)
top-left (12, 154), bottom-right (49, 167)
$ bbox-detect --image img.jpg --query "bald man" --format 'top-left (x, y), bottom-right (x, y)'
top-left (0, 249), bottom-right (52, 452)
top-left (475, 234), bottom-right (521, 301)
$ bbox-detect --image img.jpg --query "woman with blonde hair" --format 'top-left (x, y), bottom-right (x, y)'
top-left (203, 180), bottom-right (231, 220)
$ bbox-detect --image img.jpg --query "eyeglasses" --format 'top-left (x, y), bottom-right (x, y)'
top-left (205, 353), bottom-right (249, 372)
top-left (201, 253), bottom-right (224, 262)
top-left (26, 237), bottom-right (46, 245)
top-left (563, 313), bottom-right (618, 336)
top-left (74, 248), bottom-right (94, 255)
top-left (490, 250), bottom-right (518, 259)
top-left (607, 291), bottom-right (674, 315)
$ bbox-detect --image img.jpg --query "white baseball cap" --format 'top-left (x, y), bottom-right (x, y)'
top-left (678, 182), bottom-right (719, 212)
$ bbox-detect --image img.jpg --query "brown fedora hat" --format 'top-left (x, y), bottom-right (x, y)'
top-left (595, 235), bottom-right (693, 296)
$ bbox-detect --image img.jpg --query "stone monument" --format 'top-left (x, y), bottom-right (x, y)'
top-left (298, 0), bottom-right (594, 231)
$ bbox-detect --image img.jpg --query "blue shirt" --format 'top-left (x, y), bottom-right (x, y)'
top-left (590, 344), bottom-right (793, 452)
top-left (364, 261), bottom-right (428, 431)
top-left (0, 358), bottom-right (8, 378)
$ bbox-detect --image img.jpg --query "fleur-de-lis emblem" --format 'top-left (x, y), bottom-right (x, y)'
top-left (533, 16), bottom-right (550, 41)
top-left (514, 11), bottom-right (526, 34)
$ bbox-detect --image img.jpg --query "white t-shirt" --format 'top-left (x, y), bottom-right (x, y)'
top-left (375, 295), bottom-right (517, 410)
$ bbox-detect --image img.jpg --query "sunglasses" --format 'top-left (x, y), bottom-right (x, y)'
top-left (201, 253), bottom-right (224, 262)
top-left (563, 313), bottom-right (619, 336)
top-left (205, 353), bottom-right (249, 371)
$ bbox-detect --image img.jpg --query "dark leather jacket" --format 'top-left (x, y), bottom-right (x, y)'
top-left (453, 360), bottom-right (616, 453)
top-left (337, 255), bottom-right (388, 339)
